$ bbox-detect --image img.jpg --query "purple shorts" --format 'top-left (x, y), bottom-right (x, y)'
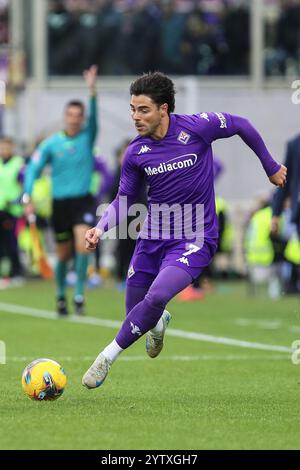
top-left (127, 237), bottom-right (218, 287)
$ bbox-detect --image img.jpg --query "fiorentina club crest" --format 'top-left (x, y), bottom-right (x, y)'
top-left (128, 265), bottom-right (135, 279)
top-left (177, 131), bottom-right (191, 144)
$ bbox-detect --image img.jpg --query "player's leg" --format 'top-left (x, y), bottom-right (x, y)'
top-left (82, 265), bottom-right (192, 389)
top-left (145, 238), bottom-right (218, 356)
top-left (55, 240), bottom-right (73, 315)
top-left (52, 199), bottom-right (73, 316)
top-left (99, 248), bottom-right (157, 365)
top-left (116, 265), bottom-right (191, 350)
top-left (92, 282), bottom-right (153, 381)
top-left (82, 239), bottom-right (162, 388)
top-left (7, 216), bottom-right (22, 278)
top-left (124, 237), bottom-right (161, 316)
top-left (0, 212), bottom-right (22, 278)
top-left (125, 268), bottom-right (158, 315)
top-left (73, 223), bottom-right (91, 315)
top-left (72, 195), bottom-right (95, 315)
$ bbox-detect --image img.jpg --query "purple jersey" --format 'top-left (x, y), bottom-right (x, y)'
top-left (98, 112), bottom-right (280, 241)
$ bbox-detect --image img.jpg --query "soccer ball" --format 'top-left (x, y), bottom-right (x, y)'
top-left (21, 358), bottom-right (67, 401)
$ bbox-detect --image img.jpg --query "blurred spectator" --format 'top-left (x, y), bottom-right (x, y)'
top-left (47, 0), bottom-right (251, 76)
top-left (272, 131), bottom-right (300, 293)
top-left (265, 0), bottom-right (300, 76)
top-left (159, 0), bottom-right (186, 74)
top-left (0, 0), bottom-right (9, 45)
top-left (116, 0), bottom-right (161, 74)
top-left (180, 8), bottom-right (221, 75)
top-left (279, 203), bottom-right (300, 294)
top-left (94, 0), bottom-right (122, 74)
top-left (244, 197), bottom-right (279, 298)
top-left (276, 0), bottom-right (300, 75)
top-left (245, 193), bottom-right (300, 297)
top-left (221, 2), bottom-right (250, 75)
top-left (0, 137), bottom-right (24, 280)
top-left (48, 0), bottom-right (98, 74)
top-left (272, 133), bottom-right (300, 239)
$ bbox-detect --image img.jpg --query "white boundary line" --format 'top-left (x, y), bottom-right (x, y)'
top-left (0, 302), bottom-right (292, 354)
top-left (5, 355), bottom-right (289, 362)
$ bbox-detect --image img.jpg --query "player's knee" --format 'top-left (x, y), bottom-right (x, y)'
top-left (57, 249), bottom-right (72, 262)
top-left (145, 288), bottom-right (169, 309)
top-left (57, 253), bottom-right (71, 262)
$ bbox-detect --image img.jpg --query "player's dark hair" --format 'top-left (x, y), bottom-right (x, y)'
top-left (130, 72), bottom-right (176, 114)
top-left (65, 100), bottom-right (85, 114)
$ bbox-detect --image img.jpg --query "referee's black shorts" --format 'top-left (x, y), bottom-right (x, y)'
top-left (52, 194), bottom-right (95, 243)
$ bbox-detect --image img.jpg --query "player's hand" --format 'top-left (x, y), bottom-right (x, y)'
top-left (271, 216), bottom-right (280, 235)
top-left (269, 164), bottom-right (287, 188)
top-left (84, 65), bottom-right (98, 94)
top-left (24, 201), bottom-right (35, 219)
top-left (85, 227), bottom-right (102, 251)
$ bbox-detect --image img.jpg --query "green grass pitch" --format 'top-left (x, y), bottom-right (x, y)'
top-left (0, 280), bottom-right (300, 450)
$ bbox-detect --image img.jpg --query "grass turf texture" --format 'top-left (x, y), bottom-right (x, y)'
top-left (0, 280), bottom-right (300, 450)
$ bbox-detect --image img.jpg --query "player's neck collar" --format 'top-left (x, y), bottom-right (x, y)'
top-left (148, 114), bottom-right (176, 142)
top-left (62, 129), bottom-right (80, 138)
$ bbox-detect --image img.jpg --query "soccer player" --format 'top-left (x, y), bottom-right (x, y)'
top-left (23, 65), bottom-right (98, 316)
top-left (82, 72), bottom-right (287, 388)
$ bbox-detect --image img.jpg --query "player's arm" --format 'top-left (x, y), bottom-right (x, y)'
top-left (23, 143), bottom-right (51, 215)
top-left (86, 149), bottom-right (142, 250)
top-left (84, 65), bottom-right (98, 145)
top-left (199, 112), bottom-right (287, 188)
top-left (231, 115), bottom-right (287, 188)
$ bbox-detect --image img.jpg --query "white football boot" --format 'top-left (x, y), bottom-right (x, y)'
top-left (146, 310), bottom-right (172, 358)
top-left (82, 353), bottom-right (112, 389)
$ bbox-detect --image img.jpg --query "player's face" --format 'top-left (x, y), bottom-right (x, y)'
top-left (65, 106), bottom-right (85, 135)
top-left (0, 141), bottom-right (14, 160)
top-left (130, 95), bottom-right (168, 137)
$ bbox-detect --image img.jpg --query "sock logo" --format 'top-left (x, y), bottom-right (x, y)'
top-left (130, 322), bottom-right (142, 336)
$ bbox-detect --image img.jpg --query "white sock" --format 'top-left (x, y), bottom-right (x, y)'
top-left (101, 339), bottom-right (123, 363)
top-left (150, 316), bottom-right (164, 335)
